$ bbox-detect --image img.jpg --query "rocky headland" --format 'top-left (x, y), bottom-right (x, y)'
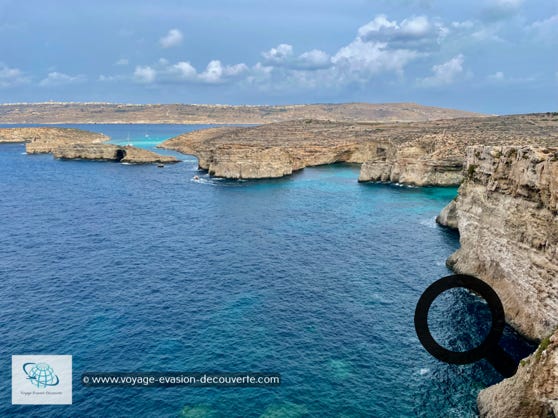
top-left (436, 145), bottom-right (558, 416)
top-left (160, 113), bottom-right (558, 184)
top-left (0, 127), bottom-right (179, 164)
top-left (0, 102), bottom-right (482, 124)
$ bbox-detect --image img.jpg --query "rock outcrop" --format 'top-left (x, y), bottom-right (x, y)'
top-left (477, 329), bottom-right (558, 417)
top-left (160, 113), bottom-right (558, 184)
top-left (435, 199), bottom-right (458, 229)
top-left (160, 120), bottom-right (393, 179)
top-left (0, 127), bottom-right (179, 164)
top-left (52, 144), bottom-right (179, 164)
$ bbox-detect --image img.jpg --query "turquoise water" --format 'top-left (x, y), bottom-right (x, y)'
top-left (0, 125), bottom-right (533, 417)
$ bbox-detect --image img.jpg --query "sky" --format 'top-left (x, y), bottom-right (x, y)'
top-left (0, 0), bottom-right (556, 113)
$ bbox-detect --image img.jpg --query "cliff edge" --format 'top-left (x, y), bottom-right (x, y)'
top-left (436, 145), bottom-right (558, 416)
top-left (444, 146), bottom-right (558, 340)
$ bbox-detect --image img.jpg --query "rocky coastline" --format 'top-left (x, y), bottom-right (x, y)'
top-left (160, 113), bottom-right (558, 184)
top-left (0, 127), bottom-right (179, 164)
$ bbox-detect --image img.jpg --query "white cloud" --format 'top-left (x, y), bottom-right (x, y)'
top-left (419, 54), bottom-right (465, 87)
top-left (199, 60), bottom-right (224, 84)
top-left (170, 61), bottom-right (197, 81)
top-left (357, 15), bottom-right (446, 49)
top-left (159, 29), bottom-right (183, 48)
top-left (133, 66), bottom-right (156, 83)
top-left (0, 63), bottom-right (29, 88)
top-left (115, 58), bottom-right (129, 66)
top-left (262, 44), bottom-right (294, 65)
top-left (262, 44), bottom-right (331, 70)
top-left (133, 59), bottom-right (248, 85)
top-left (39, 72), bottom-right (85, 87)
top-left (297, 50), bottom-right (331, 70)
top-left (332, 38), bottom-right (418, 79)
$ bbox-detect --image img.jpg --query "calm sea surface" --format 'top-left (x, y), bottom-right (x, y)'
top-left (0, 124), bottom-right (533, 417)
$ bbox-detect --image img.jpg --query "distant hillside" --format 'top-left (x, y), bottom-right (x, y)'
top-left (0, 102), bottom-right (484, 124)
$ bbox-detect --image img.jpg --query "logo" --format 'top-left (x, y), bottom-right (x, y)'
top-left (12, 355), bottom-right (72, 405)
top-left (23, 362), bottom-right (60, 388)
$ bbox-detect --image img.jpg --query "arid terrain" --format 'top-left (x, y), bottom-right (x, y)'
top-left (0, 102), bottom-right (483, 124)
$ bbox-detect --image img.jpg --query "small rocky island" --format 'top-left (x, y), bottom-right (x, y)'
top-left (0, 127), bottom-right (179, 164)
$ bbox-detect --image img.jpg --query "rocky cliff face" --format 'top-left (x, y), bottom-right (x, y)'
top-left (477, 329), bottom-right (558, 417)
top-left (446, 146), bottom-right (558, 340)
top-left (160, 113), bottom-right (558, 184)
top-left (160, 120), bottom-right (391, 179)
top-left (436, 145), bottom-right (558, 416)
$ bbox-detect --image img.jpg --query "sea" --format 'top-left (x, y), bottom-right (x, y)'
top-left (0, 124), bottom-right (535, 417)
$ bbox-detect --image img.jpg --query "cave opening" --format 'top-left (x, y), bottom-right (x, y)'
top-left (115, 149), bottom-right (126, 161)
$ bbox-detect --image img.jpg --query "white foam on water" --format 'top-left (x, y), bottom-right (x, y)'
top-left (419, 216), bottom-right (437, 229)
top-left (419, 368), bottom-right (430, 375)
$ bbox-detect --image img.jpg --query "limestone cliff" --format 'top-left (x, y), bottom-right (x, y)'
top-left (160, 113), bottom-right (558, 184)
top-left (160, 120), bottom-right (392, 179)
top-left (436, 145), bottom-right (558, 416)
top-left (477, 330), bottom-right (558, 417)
top-left (359, 113), bottom-right (558, 186)
top-left (446, 146), bottom-right (558, 340)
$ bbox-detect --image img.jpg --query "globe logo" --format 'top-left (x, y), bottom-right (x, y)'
top-left (23, 362), bottom-right (60, 388)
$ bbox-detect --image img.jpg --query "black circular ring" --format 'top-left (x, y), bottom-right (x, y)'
top-left (414, 274), bottom-right (506, 365)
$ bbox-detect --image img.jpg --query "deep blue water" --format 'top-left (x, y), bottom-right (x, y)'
top-left (0, 125), bottom-right (534, 417)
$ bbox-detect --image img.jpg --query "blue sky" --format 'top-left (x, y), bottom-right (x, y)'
top-left (0, 0), bottom-right (556, 113)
